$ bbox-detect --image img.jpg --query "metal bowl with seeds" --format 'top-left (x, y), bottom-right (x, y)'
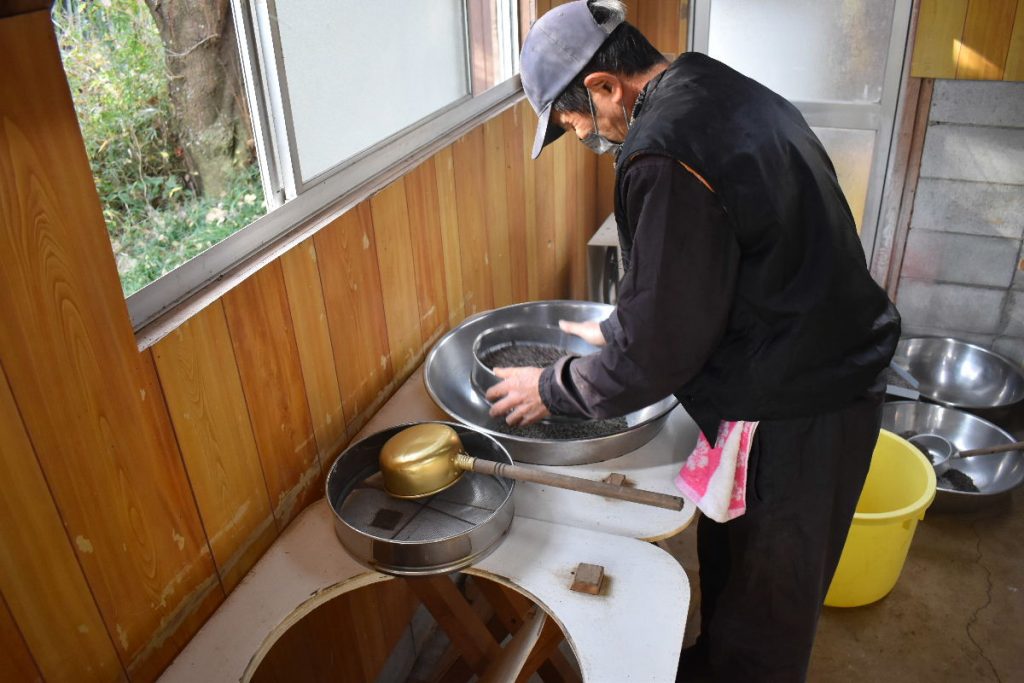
top-left (882, 401), bottom-right (1024, 511)
top-left (425, 300), bottom-right (678, 465)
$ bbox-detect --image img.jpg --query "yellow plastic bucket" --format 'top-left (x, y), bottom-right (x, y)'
top-left (824, 429), bottom-right (936, 607)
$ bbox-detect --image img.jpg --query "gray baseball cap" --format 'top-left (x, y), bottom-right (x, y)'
top-left (520, 1), bottom-right (623, 159)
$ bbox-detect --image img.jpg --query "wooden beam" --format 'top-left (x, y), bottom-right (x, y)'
top-left (407, 576), bottom-right (503, 675)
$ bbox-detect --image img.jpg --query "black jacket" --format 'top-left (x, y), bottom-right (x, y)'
top-left (541, 53), bottom-right (900, 439)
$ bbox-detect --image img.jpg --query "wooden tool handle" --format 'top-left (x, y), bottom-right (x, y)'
top-left (957, 440), bottom-right (1024, 458)
top-left (462, 456), bottom-right (685, 511)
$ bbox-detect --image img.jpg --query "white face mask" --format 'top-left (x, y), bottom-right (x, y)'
top-left (582, 89), bottom-right (628, 156)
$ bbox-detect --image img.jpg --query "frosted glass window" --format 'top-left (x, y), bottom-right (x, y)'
top-left (708, 0), bottom-right (894, 103)
top-left (813, 127), bottom-right (875, 231)
top-left (275, 1), bottom-right (469, 182)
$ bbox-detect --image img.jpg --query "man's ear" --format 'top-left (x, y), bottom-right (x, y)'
top-left (582, 72), bottom-right (624, 106)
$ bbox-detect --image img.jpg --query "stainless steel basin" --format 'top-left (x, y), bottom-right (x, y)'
top-left (891, 337), bottom-right (1024, 409)
top-left (882, 401), bottom-right (1024, 511)
top-left (424, 300), bottom-right (678, 465)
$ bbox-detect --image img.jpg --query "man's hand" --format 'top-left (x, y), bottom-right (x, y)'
top-left (485, 367), bottom-right (550, 426)
top-left (559, 319), bottom-right (606, 346)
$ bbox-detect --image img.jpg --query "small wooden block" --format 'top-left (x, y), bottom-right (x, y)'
top-left (570, 563), bottom-right (605, 595)
top-left (602, 473), bottom-right (627, 487)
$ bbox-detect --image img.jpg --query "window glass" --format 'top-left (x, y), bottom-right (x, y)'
top-left (812, 127), bottom-right (875, 231)
top-left (273, 1), bottom-right (471, 183)
top-left (708, 0), bottom-right (894, 103)
top-left (54, 0), bottom-right (517, 304)
top-left (53, 0), bottom-right (268, 296)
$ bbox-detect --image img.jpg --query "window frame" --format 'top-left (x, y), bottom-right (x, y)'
top-left (688, 0), bottom-right (914, 262)
top-left (128, 0), bottom-right (523, 340)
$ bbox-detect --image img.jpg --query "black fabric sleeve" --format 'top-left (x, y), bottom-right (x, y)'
top-left (540, 155), bottom-right (740, 418)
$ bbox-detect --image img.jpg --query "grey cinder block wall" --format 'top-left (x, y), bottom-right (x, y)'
top-left (895, 80), bottom-right (1024, 365)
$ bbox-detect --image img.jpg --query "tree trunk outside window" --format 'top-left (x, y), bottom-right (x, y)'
top-left (144, 0), bottom-right (252, 197)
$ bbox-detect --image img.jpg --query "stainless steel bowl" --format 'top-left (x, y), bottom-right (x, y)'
top-left (425, 300), bottom-right (678, 465)
top-left (326, 421), bottom-right (514, 576)
top-left (882, 401), bottom-right (1024, 511)
top-left (891, 337), bottom-right (1024, 409)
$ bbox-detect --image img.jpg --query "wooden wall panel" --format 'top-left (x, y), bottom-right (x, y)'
top-left (911, 0), bottom-right (970, 78)
top-left (279, 239), bottom-right (349, 460)
top-left (433, 145), bottom-right (468, 326)
top-left (912, 0), bottom-right (1024, 80)
top-left (530, 117), bottom-right (559, 300)
top-left (0, 596), bottom-right (42, 683)
top-left (223, 262), bottom-right (322, 528)
top-left (371, 179), bottom-right (425, 380)
top-left (452, 127), bottom-right (496, 317)
top-left (0, 13), bottom-right (222, 679)
top-left (552, 137), bottom-right (573, 297)
top-left (483, 117), bottom-right (515, 309)
top-left (0, 364), bottom-right (124, 682)
top-left (956, 0), bottom-right (1018, 79)
top-left (403, 158), bottom-right (450, 341)
top-left (1007, 0), bottom-right (1024, 79)
top-left (505, 103), bottom-right (533, 303)
top-left (315, 203), bottom-right (394, 429)
top-left (151, 303), bottom-right (277, 593)
top-left (636, 0), bottom-right (686, 55)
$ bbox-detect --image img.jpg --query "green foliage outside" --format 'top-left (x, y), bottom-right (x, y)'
top-left (53, 0), bottom-right (265, 296)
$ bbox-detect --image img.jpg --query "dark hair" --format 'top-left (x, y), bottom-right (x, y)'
top-left (552, 6), bottom-right (667, 114)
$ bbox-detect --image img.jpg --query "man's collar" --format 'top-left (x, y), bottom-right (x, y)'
top-left (629, 69), bottom-right (665, 125)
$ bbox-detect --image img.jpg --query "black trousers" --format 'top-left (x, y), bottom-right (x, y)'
top-left (693, 389), bottom-right (883, 682)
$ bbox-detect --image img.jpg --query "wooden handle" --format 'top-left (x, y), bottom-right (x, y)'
top-left (957, 440), bottom-right (1024, 458)
top-left (463, 456), bottom-right (685, 511)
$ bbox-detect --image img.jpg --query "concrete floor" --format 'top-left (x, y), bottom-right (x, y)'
top-left (660, 417), bottom-right (1024, 682)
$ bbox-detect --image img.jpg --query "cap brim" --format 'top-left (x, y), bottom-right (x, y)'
top-left (531, 102), bottom-right (567, 159)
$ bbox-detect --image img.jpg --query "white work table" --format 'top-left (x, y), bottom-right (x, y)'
top-left (160, 365), bottom-right (698, 682)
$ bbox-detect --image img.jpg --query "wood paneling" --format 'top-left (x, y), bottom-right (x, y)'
top-left (433, 145), bottom-right (468, 326)
top-left (0, 596), bottom-right (42, 683)
top-left (911, 0), bottom-right (970, 78)
top-left (0, 364), bottom-right (124, 681)
top-left (0, 1), bottom-right (50, 19)
top-left (0, 13), bottom-right (222, 679)
top-left (223, 262), bottom-right (322, 528)
top-left (403, 158), bottom-right (450, 341)
top-left (1007, 0), bottom-right (1024, 79)
top-left (152, 303), bottom-right (277, 593)
top-left (315, 202), bottom-right (394, 429)
top-left (956, 0), bottom-right (1018, 79)
top-left (636, 0), bottom-right (686, 55)
top-left (279, 239), bottom-right (349, 459)
top-left (453, 127), bottom-right (495, 317)
top-left (504, 103), bottom-right (532, 303)
top-left (552, 136), bottom-right (573, 297)
top-left (371, 179), bottom-right (425, 380)
top-left (483, 117), bottom-right (515, 308)
top-left (531, 116), bottom-right (559, 301)
top-left (0, 11), bottom-right (599, 678)
top-left (912, 0), bottom-right (1024, 80)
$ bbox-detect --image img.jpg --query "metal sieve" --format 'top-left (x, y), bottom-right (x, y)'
top-left (326, 421), bottom-right (514, 576)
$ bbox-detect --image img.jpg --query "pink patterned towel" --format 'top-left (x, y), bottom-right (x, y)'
top-left (674, 420), bottom-right (759, 523)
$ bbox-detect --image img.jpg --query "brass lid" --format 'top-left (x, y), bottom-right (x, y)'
top-left (379, 423), bottom-right (465, 499)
